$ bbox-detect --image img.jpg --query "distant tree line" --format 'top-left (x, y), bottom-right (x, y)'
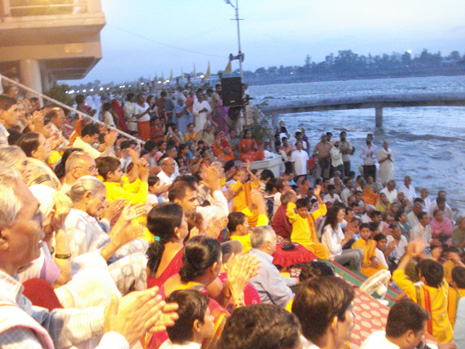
top-left (238, 49), bottom-right (465, 84)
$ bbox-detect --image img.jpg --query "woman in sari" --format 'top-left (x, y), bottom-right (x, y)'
top-left (211, 85), bottom-right (228, 134)
top-left (211, 131), bottom-right (234, 162)
top-left (111, 98), bottom-right (127, 132)
top-left (184, 123), bottom-right (200, 144)
top-left (17, 132), bottom-right (61, 190)
top-left (375, 192), bottom-right (390, 213)
top-left (147, 236), bottom-right (259, 349)
top-left (146, 203), bottom-right (187, 289)
top-left (362, 186), bottom-right (379, 206)
top-left (239, 129), bottom-right (264, 163)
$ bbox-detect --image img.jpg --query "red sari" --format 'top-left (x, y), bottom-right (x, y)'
top-left (146, 248), bottom-right (183, 289)
top-left (111, 99), bottom-right (127, 132)
top-left (211, 136), bottom-right (235, 162)
top-left (239, 138), bottom-right (264, 162)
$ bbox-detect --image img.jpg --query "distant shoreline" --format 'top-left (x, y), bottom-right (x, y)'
top-left (243, 69), bottom-right (465, 87)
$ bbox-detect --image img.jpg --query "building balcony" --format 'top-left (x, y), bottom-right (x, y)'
top-left (0, 0), bottom-right (105, 88)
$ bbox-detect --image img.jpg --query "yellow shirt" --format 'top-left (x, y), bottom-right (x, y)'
top-left (448, 287), bottom-right (465, 327)
top-left (443, 260), bottom-right (454, 285)
top-left (392, 269), bottom-right (452, 343)
top-left (231, 210), bottom-right (269, 253)
top-left (230, 234), bottom-right (252, 253)
top-left (231, 180), bottom-right (260, 226)
top-left (352, 238), bottom-right (386, 277)
top-left (104, 176), bottom-right (148, 204)
top-left (286, 202), bottom-right (327, 247)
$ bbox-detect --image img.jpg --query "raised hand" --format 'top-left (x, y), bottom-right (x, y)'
top-left (120, 202), bottom-right (147, 223)
top-left (50, 192), bottom-right (72, 231)
top-left (104, 288), bottom-right (179, 346)
top-left (102, 199), bottom-right (126, 221)
top-left (200, 165), bottom-right (221, 192)
top-left (224, 254), bottom-right (261, 299)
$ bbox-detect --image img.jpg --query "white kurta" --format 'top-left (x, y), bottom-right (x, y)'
top-left (377, 148), bottom-right (394, 185)
top-left (193, 100), bottom-right (212, 133)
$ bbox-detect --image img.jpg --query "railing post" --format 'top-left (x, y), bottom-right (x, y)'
top-left (375, 107), bottom-right (383, 128)
top-left (2, 0), bottom-right (10, 17)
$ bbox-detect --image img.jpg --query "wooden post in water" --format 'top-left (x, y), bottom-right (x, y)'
top-left (271, 111), bottom-right (279, 131)
top-left (375, 106), bottom-right (383, 128)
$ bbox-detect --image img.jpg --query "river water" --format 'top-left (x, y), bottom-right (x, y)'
top-left (248, 75), bottom-right (465, 214)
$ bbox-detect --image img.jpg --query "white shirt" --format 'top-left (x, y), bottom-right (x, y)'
top-left (291, 149), bottom-right (309, 176)
top-left (329, 146), bottom-right (343, 167)
top-left (360, 331), bottom-right (399, 349)
top-left (410, 224), bottom-right (432, 248)
top-left (422, 196), bottom-right (432, 213)
top-left (386, 235), bottom-right (408, 263)
top-left (407, 211), bottom-right (420, 230)
top-left (103, 111), bottom-right (115, 127)
top-left (159, 339), bottom-right (201, 349)
top-left (72, 137), bottom-right (101, 159)
top-left (360, 144), bottom-right (378, 165)
top-left (380, 187), bottom-right (398, 204)
top-left (323, 193), bottom-right (341, 204)
top-left (340, 187), bottom-right (352, 206)
top-left (340, 140), bottom-right (353, 162)
top-left (322, 224), bottom-right (344, 258)
top-left (157, 170), bottom-right (175, 187)
top-left (134, 102), bottom-right (150, 122)
top-left (398, 184), bottom-right (417, 202)
top-left (376, 247), bottom-right (389, 268)
top-left (301, 335), bottom-right (319, 349)
top-left (196, 190), bottom-right (229, 227)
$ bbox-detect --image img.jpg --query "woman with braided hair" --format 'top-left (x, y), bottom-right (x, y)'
top-left (146, 202), bottom-right (188, 289)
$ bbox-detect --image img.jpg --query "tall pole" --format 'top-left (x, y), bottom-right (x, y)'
top-left (235, 0), bottom-right (243, 79)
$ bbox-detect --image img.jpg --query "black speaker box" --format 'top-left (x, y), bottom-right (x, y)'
top-left (221, 77), bottom-right (242, 107)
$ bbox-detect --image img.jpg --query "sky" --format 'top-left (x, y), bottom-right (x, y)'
top-left (67, 0), bottom-right (465, 84)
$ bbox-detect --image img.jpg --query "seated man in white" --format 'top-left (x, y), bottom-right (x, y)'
top-left (361, 298), bottom-right (431, 349)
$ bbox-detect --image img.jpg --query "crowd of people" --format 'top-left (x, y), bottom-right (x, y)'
top-left (0, 79), bottom-right (464, 349)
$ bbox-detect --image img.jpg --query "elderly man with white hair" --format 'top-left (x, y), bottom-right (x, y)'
top-left (157, 157), bottom-right (177, 188)
top-left (248, 225), bottom-right (297, 308)
top-left (0, 166), bottom-right (178, 348)
top-left (60, 151), bottom-right (98, 194)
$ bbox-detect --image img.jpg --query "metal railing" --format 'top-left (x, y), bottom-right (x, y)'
top-left (1, 73), bottom-right (145, 145)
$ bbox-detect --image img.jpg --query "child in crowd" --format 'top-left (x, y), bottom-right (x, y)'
top-left (385, 223), bottom-right (408, 271)
top-left (392, 240), bottom-right (453, 343)
top-left (230, 166), bottom-right (260, 227)
top-left (373, 233), bottom-right (389, 269)
top-left (352, 223), bottom-right (387, 277)
top-left (96, 156), bottom-right (148, 204)
top-left (146, 175), bottom-right (160, 210)
top-left (286, 186), bottom-right (329, 259)
top-left (227, 212), bottom-right (251, 253)
top-left (160, 289), bottom-right (214, 349)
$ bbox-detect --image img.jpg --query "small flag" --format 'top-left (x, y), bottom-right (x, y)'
top-left (204, 61), bottom-right (211, 79)
top-left (224, 61), bottom-right (232, 75)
